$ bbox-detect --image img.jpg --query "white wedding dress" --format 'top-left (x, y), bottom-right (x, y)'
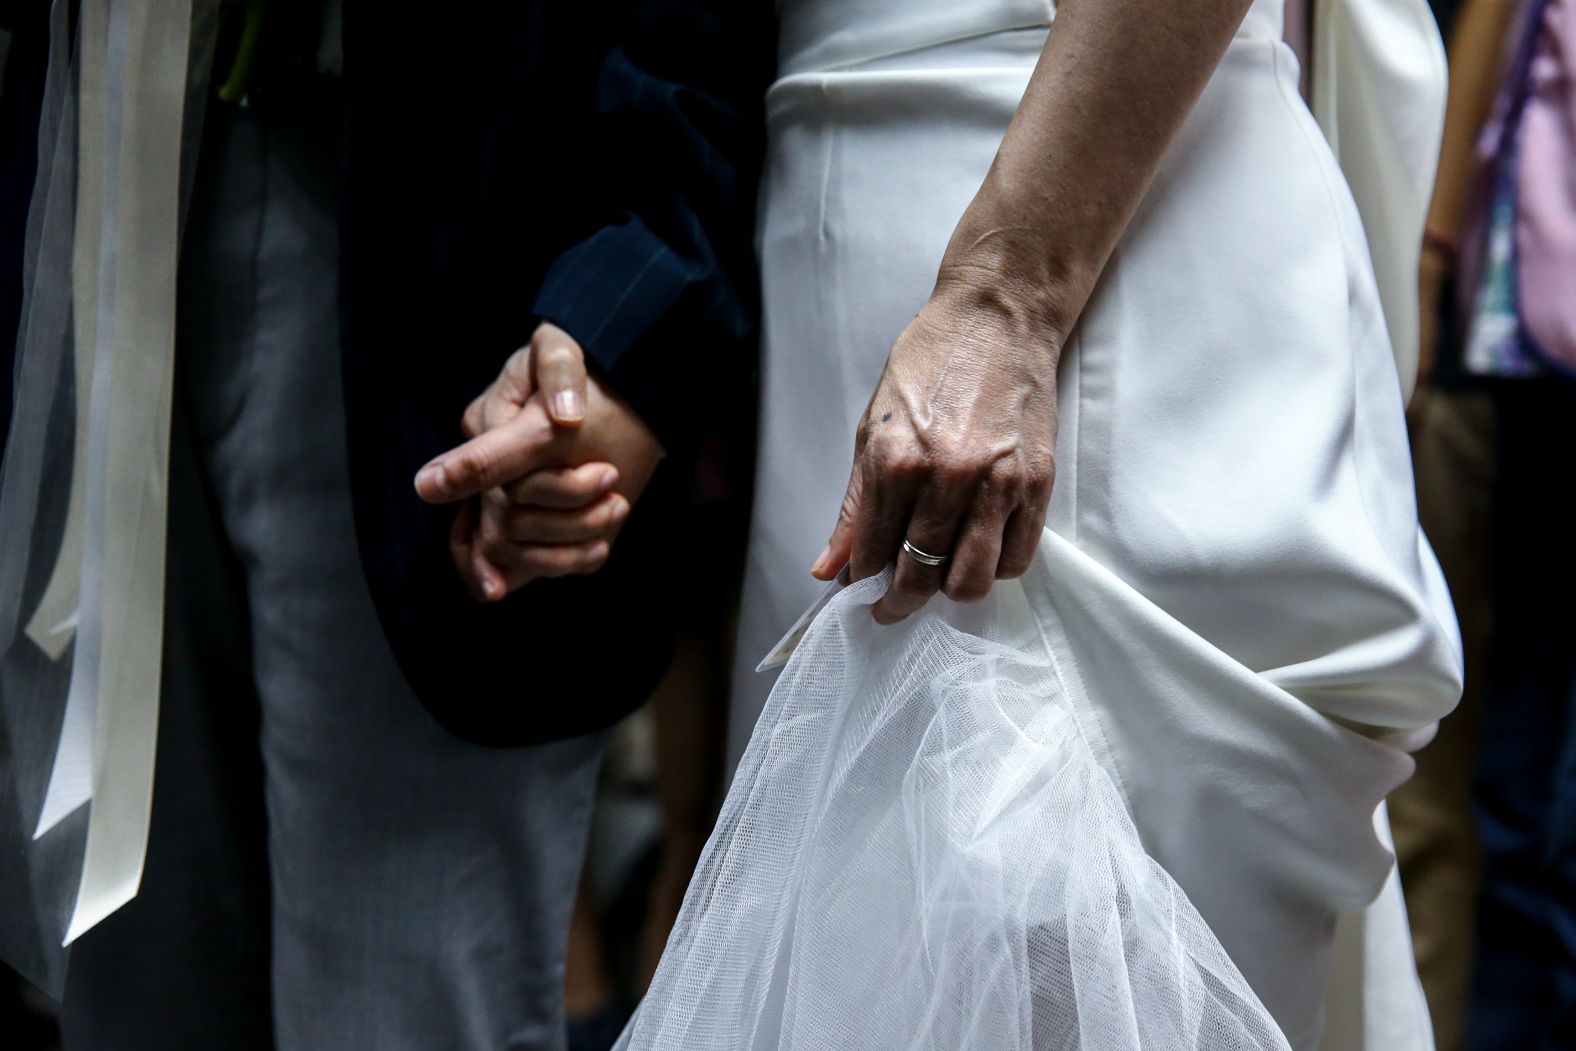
top-left (623, 2), bottom-right (1463, 1049)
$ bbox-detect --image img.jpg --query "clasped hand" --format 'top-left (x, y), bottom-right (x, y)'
top-left (415, 323), bottom-right (662, 601)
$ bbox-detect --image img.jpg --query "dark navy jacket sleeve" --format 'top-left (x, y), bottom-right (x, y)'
top-left (531, 0), bottom-right (773, 452)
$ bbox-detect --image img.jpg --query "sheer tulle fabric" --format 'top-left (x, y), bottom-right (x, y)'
top-left (0, 0), bottom-right (83, 994)
top-left (618, 571), bottom-right (1289, 1050)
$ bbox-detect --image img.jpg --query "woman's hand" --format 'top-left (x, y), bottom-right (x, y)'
top-left (809, 0), bottom-right (1261, 623)
top-left (812, 276), bottom-right (1062, 623)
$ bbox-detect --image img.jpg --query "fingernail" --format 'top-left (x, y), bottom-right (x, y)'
top-left (588, 541), bottom-right (610, 565)
top-left (481, 570), bottom-right (504, 601)
top-left (609, 498), bottom-right (630, 523)
top-left (415, 463), bottom-right (448, 498)
top-left (599, 467), bottom-right (618, 490)
top-left (810, 544), bottom-right (832, 577)
top-left (553, 390), bottom-right (584, 421)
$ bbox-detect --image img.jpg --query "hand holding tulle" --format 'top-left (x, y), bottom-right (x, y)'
top-left (813, 277), bottom-right (1060, 623)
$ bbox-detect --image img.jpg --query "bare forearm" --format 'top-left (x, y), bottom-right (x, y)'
top-left (939, 0), bottom-right (1256, 336)
top-left (1426, 0), bottom-right (1519, 243)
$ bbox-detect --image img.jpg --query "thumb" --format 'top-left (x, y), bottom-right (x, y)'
top-left (811, 463), bottom-right (862, 579)
top-left (532, 322), bottom-right (588, 427)
top-left (416, 400), bottom-right (560, 503)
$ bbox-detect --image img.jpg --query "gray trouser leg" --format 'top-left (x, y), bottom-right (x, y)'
top-left (63, 98), bottom-right (605, 1051)
top-left (61, 398), bottom-right (276, 1051)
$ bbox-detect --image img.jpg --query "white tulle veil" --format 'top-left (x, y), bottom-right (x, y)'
top-left (616, 563), bottom-right (1291, 1050)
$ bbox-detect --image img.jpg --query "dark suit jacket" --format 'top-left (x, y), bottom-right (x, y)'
top-left (337, 3), bottom-right (773, 744)
top-left (0, 4), bottom-right (756, 744)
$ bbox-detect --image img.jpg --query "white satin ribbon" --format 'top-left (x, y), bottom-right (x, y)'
top-left (24, 0), bottom-right (196, 944)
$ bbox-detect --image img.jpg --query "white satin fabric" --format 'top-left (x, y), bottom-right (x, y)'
top-left (730, 1), bottom-right (1461, 1047)
top-left (1311, 0), bottom-right (1448, 402)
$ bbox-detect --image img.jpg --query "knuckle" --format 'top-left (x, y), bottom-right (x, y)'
top-left (449, 452), bottom-right (489, 492)
top-left (932, 452), bottom-right (978, 488)
top-left (905, 512), bottom-right (949, 544)
top-left (1026, 452), bottom-right (1057, 492)
top-left (893, 575), bottom-right (933, 600)
top-left (502, 506), bottom-right (535, 535)
top-left (988, 459), bottom-right (1026, 492)
top-left (866, 429), bottom-right (911, 464)
top-left (550, 519), bottom-right (586, 543)
top-left (476, 512), bottom-right (505, 548)
top-left (997, 556), bottom-right (1033, 580)
top-left (503, 348), bottom-right (533, 382)
top-left (523, 547), bottom-right (572, 576)
top-left (538, 342), bottom-right (574, 368)
top-left (564, 485), bottom-right (598, 509)
top-left (462, 399), bottom-right (485, 436)
top-left (1015, 505), bottom-right (1050, 541)
top-left (945, 577), bottom-right (992, 603)
top-left (483, 396), bottom-right (517, 431)
top-left (884, 451), bottom-right (927, 483)
top-left (536, 468), bottom-right (579, 497)
top-left (478, 535), bottom-right (512, 565)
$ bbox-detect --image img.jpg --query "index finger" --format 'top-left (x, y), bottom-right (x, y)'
top-left (415, 401), bottom-right (564, 503)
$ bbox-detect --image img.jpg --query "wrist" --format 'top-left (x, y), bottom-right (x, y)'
top-left (937, 201), bottom-right (1094, 346)
top-left (934, 248), bottom-right (1078, 350)
top-left (927, 267), bottom-right (1070, 372)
